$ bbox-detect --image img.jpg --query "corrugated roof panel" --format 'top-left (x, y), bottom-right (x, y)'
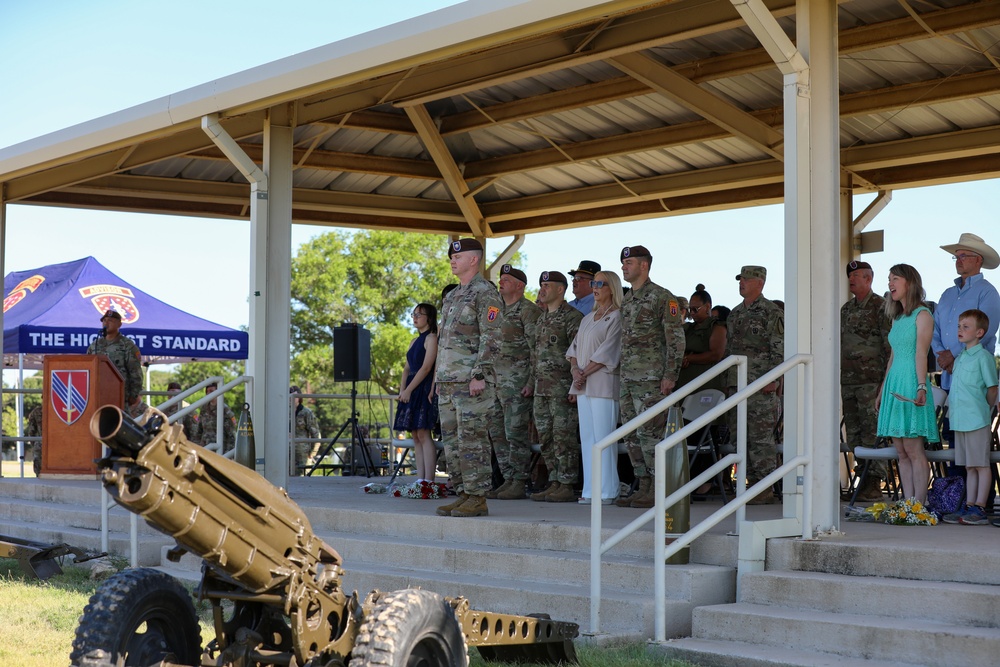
top-left (840, 114), bottom-right (910, 146)
top-left (705, 71), bottom-right (783, 111)
top-left (616, 92), bottom-right (702, 125)
top-left (874, 106), bottom-right (956, 138)
top-left (293, 168), bottom-right (340, 190)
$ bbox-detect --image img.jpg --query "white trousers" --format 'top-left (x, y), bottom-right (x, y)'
top-left (577, 395), bottom-right (621, 500)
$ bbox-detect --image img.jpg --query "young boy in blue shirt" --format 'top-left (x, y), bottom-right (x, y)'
top-left (942, 309), bottom-right (998, 525)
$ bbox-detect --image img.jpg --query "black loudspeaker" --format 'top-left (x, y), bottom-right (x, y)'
top-left (333, 323), bottom-right (371, 382)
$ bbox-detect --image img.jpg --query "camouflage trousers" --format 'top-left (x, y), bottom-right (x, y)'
top-left (488, 387), bottom-right (534, 481)
top-left (744, 391), bottom-right (781, 484)
top-left (438, 382), bottom-right (496, 496)
top-left (533, 394), bottom-right (580, 485)
top-left (619, 379), bottom-right (667, 477)
top-left (842, 382), bottom-right (886, 481)
top-left (294, 440), bottom-right (317, 474)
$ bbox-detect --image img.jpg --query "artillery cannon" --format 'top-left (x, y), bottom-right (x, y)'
top-left (71, 405), bottom-right (578, 667)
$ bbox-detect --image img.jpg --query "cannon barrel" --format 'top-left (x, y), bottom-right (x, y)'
top-left (90, 405), bottom-right (354, 664)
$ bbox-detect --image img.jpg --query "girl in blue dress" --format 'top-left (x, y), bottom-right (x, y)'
top-left (875, 264), bottom-right (939, 503)
top-left (394, 303), bottom-right (439, 483)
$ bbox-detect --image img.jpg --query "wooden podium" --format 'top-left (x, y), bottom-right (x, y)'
top-left (41, 355), bottom-right (123, 478)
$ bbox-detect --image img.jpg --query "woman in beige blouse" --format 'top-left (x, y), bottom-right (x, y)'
top-left (567, 270), bottom-right (623, 504)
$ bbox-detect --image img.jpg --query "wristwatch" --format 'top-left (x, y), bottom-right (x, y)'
top-left (473, 371), bottom-right (485, 381)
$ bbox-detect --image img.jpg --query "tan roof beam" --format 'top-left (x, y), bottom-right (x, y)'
top-left (405, 104), bottom-right (490, 237)
top-left (608, 51), bottom-right (784, 160)
top-left (190, 144), bottom-right (440, 180)
top-left (858, 154), bottom-right (1000, 189)
top-left (315, 111), bottom-right (417, 135)
top-left (843, 125), bottom-right (1000, 171)
top-left (57, 174), bottom-right (464, 222)
top-left (5, 115), bottom-right (264, 202)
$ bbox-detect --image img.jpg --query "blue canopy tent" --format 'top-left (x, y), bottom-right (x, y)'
top-left (3, 256), bottom-right (248, 368)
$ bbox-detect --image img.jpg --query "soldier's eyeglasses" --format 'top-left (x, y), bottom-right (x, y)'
top-left (589, 280), bottom-right (606, 288)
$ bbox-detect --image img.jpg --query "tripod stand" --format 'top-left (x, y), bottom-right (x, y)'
top-left (308, 382), bottom-right (377, 477)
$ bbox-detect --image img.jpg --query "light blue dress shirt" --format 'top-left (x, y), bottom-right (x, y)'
top-left (568, 292), bottom-right (594, 316)
top-left (932, 273), bottom-right (1000, 390)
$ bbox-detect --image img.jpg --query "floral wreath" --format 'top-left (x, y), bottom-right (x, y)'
top-left (393, 479), bottom-right (450, 499)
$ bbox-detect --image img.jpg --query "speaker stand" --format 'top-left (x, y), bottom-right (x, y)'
top-left (308, 383), bottom-right (377, 477)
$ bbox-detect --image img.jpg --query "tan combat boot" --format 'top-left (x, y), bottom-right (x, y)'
top-left (628, 476), bottom-right (654, 508)
top-left (436, 493), bottom-right (468, 516)
top-left (615, 479), bottom-right (640, 507)
top-left (486, 480), bottom-right (511, 499)
top-left (497, 480), bottom-right (526, 500)
top-left (546, 482), bottom-right (577, 503)
top-left (530, 481), bottom-right (559, 501)
top-left (855, 477), bottom-right (884, 503)
top-left (451, 495), bottom-right (489, 517)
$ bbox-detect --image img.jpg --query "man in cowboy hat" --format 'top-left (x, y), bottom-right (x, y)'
top-left (567, 259), bottom-right (601, 315)
top-left (932, 233), bottom-right (1000, 486)
top-left (933, 233), bottom-right (1000, 391)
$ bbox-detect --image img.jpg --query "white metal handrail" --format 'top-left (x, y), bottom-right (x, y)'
top-left (589, 353), bottom-right (814, 640)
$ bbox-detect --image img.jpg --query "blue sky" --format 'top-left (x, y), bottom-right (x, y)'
top-left (2, 0), bottom-right (997, 344)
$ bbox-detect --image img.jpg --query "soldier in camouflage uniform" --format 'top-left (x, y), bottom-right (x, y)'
top-left (529, 271), bottom-right (583, 503)
top-left (290, 385), bottom-right (322, 474)
top-left (435, 238), bottom-right (504, 518)
top-left (727, 265), bottom-right (784, 503)
top-left (487, 265), bottom-right (541, 500)
top-left (841, 260), bottom-right (891, 501)
top-left (615, 245), bottom-right (685, 508)
top-left (87, 309), bottom-right (145, 417)
top-left (199, 382), bottom-right (237, 454)
top-left (26, 404), bottom-right (43, 476)
top-left (160, 381), bottom-right (200, 442)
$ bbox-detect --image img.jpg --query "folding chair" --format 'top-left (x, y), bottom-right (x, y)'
top-left (682, 388), bottom-right (729, 502)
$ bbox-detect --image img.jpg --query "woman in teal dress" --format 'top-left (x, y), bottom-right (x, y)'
top-left (876, 264), bottom-right (939, 503)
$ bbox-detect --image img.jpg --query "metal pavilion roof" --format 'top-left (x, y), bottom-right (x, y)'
top-left (1, 0), bottom-right (999, 238)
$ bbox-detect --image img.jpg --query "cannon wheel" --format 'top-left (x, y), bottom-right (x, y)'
top-left (350, 589), bottom-right (467, 667)
top-left (70, 567), bottom-right (201, 667)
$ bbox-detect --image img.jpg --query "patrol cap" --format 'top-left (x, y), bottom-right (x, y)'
top-left (500, 264), bottom-right (527, 284)
top-left (289, 385), bottom-right (301, 394)
top-left (735, 266), bottom-right (767, 281)
top-left (845, 260), bottom-right (873, 277)
top-left (568, 260), bottom-right (601, 277)
top-left (448, 238), bottom-right (483, 257)
top-left (100, 309), bottom-right (122, 322)
top-left (167, 381), bottom-right (182, 391)
top-left (620, 245), bottom-right (652, 262)
top-left (539, 270), bottom-right (568, 286)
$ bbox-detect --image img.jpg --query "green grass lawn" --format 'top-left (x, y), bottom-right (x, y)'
top-left (0, 557), bottom-right (698, 667)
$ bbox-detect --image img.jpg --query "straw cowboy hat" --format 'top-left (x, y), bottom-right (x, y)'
top-left (941, 233), bottom-right (1000, 270)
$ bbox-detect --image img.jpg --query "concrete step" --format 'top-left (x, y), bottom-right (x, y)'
top-left (767, 534), bottom-right (1000, 586)
top-left (656, 638), bottom-right (907, 667)
top-left (692, 602), bottom-right (1000, 666)
top-left (0, 497), bottom-right (163, 535)
top-left (0, 478), bottom-right (102, 505)
top-left (0, 516), bottom-right (168, 566)
top-left (741, 570), bottom-right (1000, 628)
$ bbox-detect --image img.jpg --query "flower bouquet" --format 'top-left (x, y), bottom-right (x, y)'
top-left (865, 498), bottom-right (938, 526)
top-left (392, 479), bottom-right (450, 500)
top-left (362, 482), bottom-right (388, 494)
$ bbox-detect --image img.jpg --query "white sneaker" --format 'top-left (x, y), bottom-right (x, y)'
top-left (578, 497), bottom-right (592, 505)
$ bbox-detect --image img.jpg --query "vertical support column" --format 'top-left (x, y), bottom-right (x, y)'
top-left (0, 186), bottom-right (6, 474)
top-left (799, 0), bottom-right (841, 532)
top-left (260, 106), bottom-right (294, 488)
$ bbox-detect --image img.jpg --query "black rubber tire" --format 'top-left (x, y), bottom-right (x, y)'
top-left (70, 567), bottom-right (201, 667)
top-left (350, 589), bottom-right (468, 667)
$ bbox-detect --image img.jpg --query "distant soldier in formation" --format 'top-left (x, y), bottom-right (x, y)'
top-left (727, 265), bottom-right (784, 503)
top-left (840, 260), bottom-right (890, 501)
top-left (161, 381), bottom-right (200, 442)
top-left (291, 385), bottom-right (322, 474)
top-left (529, 271), bottom-right (583, 503)
top-left (199, 381), bottom-right (237, 454)
top-left (616, 245), bottom-right (685, 509)
top-left (487, 265), bottom-right (541, 500)
top-left (87, 309), bottom-right (145, 418)
top-left (27, 404), bottom-right (43, 476)
top-left (435, 238), bottom-right (504, 518)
